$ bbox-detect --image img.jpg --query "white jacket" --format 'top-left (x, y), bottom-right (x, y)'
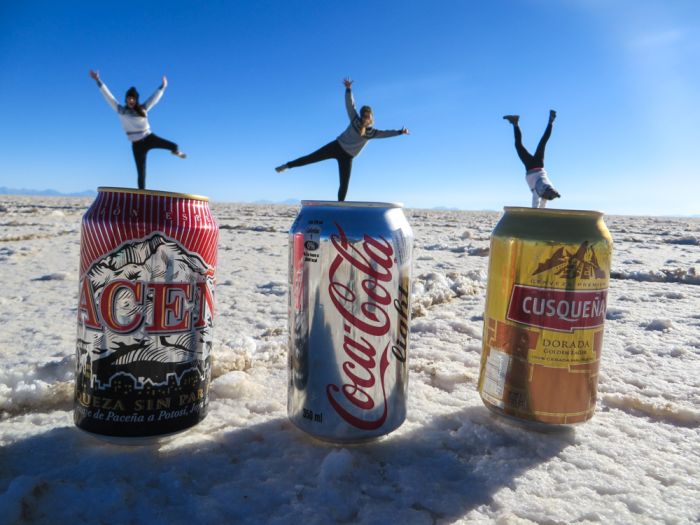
top-left (525, 168), bottom-right (553, 208)
top-left (97, 81), bottom-right (164, 142)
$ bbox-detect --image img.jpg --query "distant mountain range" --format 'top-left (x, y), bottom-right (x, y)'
top-left (2, 188), bottom-right (697, 216)
top-left (0, 187), bottom-right (300, 204)
top-left (252, 198), bottom-right (301, 206)
top-left (0, 186), bottom-right (97, 198)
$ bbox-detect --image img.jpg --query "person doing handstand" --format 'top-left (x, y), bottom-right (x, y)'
top-left (89, 70), bottom-right (186, 190)
top-left (276, 78), bottom-right (409, 201)
top-left (503, 111), bottom-right (560, 208)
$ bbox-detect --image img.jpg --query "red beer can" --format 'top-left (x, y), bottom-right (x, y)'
top-left (75, 187), bottom-right (218, 441)
top-left (288, 201), bottom-right (414, 443)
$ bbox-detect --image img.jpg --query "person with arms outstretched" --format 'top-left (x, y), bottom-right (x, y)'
top-left (276, 78), bottom-right (409, 201)
top-left (503, 110), bottom-right (560, 208)
top-left (89, 70), bottom-right (186, 190)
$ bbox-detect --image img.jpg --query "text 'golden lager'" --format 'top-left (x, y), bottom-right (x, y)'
top-left (477, 207), bottom-right (613, 428)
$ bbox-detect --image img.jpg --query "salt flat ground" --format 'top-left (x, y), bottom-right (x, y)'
top-left (0, 196), bottom-right (698, 524)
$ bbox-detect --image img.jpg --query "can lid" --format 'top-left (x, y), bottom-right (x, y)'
top-left (503, 206), bottom-right (603, 219)
top-left (301, 200), bottom-right (403, 209)
top-left (97, 187), bottom-right (209, 202)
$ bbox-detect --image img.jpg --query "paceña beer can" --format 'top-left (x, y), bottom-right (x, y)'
top-left (477, 207), bottom-right (613, 427)
top-left (288, 201), bottom-right (413, 442)
top-left (75, 187), bottom-right (219, 440)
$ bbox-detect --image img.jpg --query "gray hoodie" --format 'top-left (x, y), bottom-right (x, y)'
top-left (336, 88), bottom-right (403, 157)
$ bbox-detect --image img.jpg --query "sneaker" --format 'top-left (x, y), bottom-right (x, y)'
top-left (542, 186), bottom-right (560, 200)
top-left (173, 151), bottom-right (187, 159)
top-left (503, 115), bottom-right (519, 124)
top-left (275, 164), bottom-right (289, 173)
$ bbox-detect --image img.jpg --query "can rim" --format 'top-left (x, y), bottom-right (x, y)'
top-left (503, 206), bottom-right (603, 218)
top-left (97, 187), bottom-right (209, 202)
top-left (301, 200), bottom-right (403, 209)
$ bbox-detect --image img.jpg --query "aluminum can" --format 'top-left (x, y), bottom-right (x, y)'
top-left (477, 207), bottom-right (613, 428)
top-left (288, 201), bottom-right (413, 442)
top-left (75, 187), bottom-right (218, 440)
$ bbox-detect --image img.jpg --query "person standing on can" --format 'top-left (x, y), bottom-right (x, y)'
top-left (275, 78), bottom-right (409, 201)
top-left (89, 69), bottom-right (187, 190)
top-left (503, 111), bottom-right (561, 208)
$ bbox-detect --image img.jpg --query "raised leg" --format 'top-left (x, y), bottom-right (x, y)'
top-left (286, 142), bottom-right (339, 169)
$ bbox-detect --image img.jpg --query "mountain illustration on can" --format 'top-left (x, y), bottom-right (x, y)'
top-left (75, 187), bottom-right (219, 442)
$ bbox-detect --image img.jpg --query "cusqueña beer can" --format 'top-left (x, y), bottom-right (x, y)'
top-left (288, 201), bottom-right (413, 443)
top-left (477, 207), bottom-right (613, 428)
top-left (75, 187), bottom-right (218, 440)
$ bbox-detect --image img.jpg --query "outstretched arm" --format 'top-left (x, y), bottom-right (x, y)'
top-left (371, 127), bottom-right (410, 139)
top-left (343, 77), bottom-right (358, 121)
top-left (90, 69), bottom-right (119, 112)
top-left (143, 75), bottom-right (167, 111)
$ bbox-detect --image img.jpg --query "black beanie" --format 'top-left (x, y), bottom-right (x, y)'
top-left (125, 87), bottom-right (139, 101)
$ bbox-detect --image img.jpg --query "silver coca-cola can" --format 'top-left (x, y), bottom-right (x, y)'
top-left (288, 200), bottom-right (413, 443)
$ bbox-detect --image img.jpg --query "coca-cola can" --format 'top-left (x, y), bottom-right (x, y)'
top-left (75, 187), bottom-right (218, 441)
top-left (288, 201), bottom-right (413, 443)
top-left (477, 207), bottom-right (613, 428)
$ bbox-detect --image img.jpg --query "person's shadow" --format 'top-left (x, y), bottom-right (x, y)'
top-left (0, 405), bottom-right (573, 524)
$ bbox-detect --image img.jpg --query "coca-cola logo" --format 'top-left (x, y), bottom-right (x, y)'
top-left (506, 285), bottom-right (607, 333)
top-left (325, 223), bottom-right (406, 430)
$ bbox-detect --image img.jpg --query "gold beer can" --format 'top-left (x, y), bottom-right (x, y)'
top-left (477, 207), bottom-right (613, 428)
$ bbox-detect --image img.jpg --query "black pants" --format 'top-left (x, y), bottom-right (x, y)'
top-left (287, 140), bottom-right (354, 201)
top-left (513, 122), bottom-right (552, 172)
top-left (131, 133), bottom-right (178, 190)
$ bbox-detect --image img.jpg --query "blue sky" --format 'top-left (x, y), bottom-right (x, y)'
top-left (1, 1), bottom-right (698, 215)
